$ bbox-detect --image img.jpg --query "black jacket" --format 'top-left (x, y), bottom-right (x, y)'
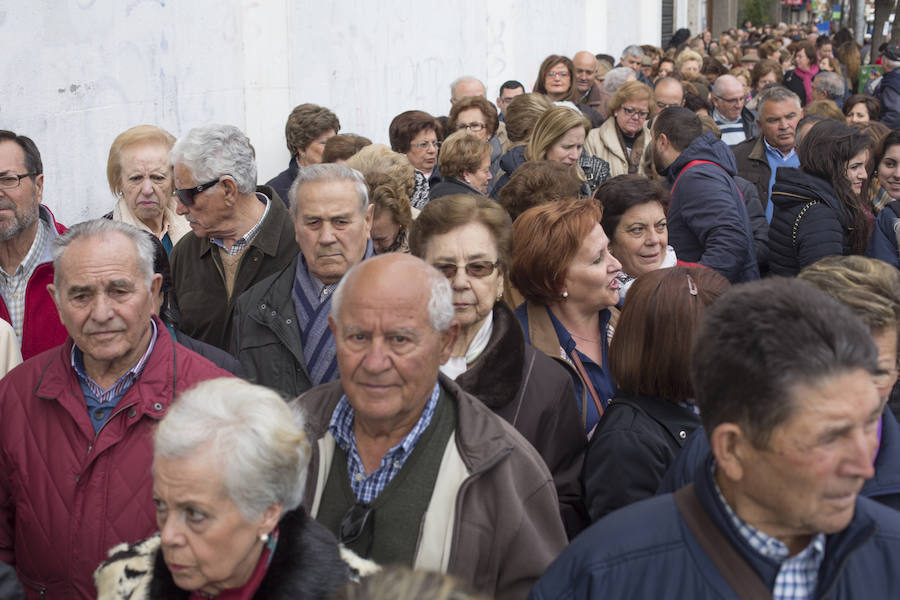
top-left (767, 167), bottom-right (850, 277)
top-left (0, 562), bottom-right (23, 600)
top-left (665, 132), bottom-right (759, 283)
top-left (232, 254), bottom-right (313, 398)
top-left (265, 158), bottom-right (299, 208)
top-left (583, 393), bottom-right (700, 522)
top-left (429, 177), bottom-right (485, 200)
top-left (783, 69), bottom-right (810, 105)
top-left (737, 106), bottom-right (760, 142)
top-left (732, 135), bottom-right (772, 212)
top-left (455, 302), bottom-right (588, 538)
top-left (734, 175), bottom-right (770, 272)
top-left (878, 68), bottom-right (900, 130)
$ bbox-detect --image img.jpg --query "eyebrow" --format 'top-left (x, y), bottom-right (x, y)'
top-left (432, 252), bottom-right (489, 263)
top-left (302, 211), bottom-right (356, 221)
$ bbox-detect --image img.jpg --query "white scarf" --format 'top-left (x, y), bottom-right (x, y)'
top-left (616, 245), bottom-right (678, 301)
top-left (440, 310), bottom-right (494, 380)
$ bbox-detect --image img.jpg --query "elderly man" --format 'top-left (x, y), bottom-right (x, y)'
top-left (652, 76), bottom-right (685, 114)
top-left (169, 124), bottom-right (298, 350)
top-left (450, 75), bottom-right (486, 105)
top-left (811, 70), bottom-right (846, 107)
top-left (619, 44), bottom-right (651, 85)
top-left (0, 219), bottom-right (230, 599)
top-left (0, 130), bottom-right (67, 359)
top-left (732, 86), bottom-right (802, 222)
top-left (651, 107), bottom-right (758, 283)
top-left (530, 278), bottom-right (900, 599)
top-left (233, 164), bottom-right (373, 398)
top-left (711, 74), bottom-right (759, 145)
top-left (573, 51), bottom-right (605, 110)
top-left (298, 253), bottom-right (567, 600)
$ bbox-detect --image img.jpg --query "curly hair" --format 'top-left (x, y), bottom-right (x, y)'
top-left (284, 104), bottom-right (340, 158)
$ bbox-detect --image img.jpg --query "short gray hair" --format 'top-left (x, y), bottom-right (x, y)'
top-left (170, 124), bottom-right (257, 194)
top-left (51, 219), bottom-right (154, 293)
top-left (288, 163), bottom-right (369, 218)
top-left (450, 76), bottom-right (486, 101)
top-left (604, 67), bottom-right (637, 94)
top-left (331, 261), bottom-right (454, 332)
top-left (756, 85), bottom-right (802, 114)
top-left (154, 377), bottom-right (311, 520)
top-left (813, 71), bottom-right (845, 100)
top-left (622, 45), bottom-right (644, 59)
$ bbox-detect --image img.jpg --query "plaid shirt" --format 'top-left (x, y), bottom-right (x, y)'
top-left (211, 193), bottom-right (270, 256)
top-left (329, 382), bottom-right (440, 505)
top-left (0, 218), bottom-right (51, 342)
top-left (713, 469), bottom-right (826, 599)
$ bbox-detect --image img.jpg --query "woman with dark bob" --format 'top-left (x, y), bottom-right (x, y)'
top-left (597, 175), bottom-right (696, 301)
top-left (94, 378), bottom-right (374, 598)
top-left (583, 266), bottom-right (729, 521)
top-left (767, 119), bottom-right (873, 276)
top-left (409, 194), bottom-right (588, 538)
top-left (511, 198), bottom-right (622, 436)
top-left (389, 110), bottom-right (442, 209)
top-left (845, 94), bottom-right (881, 125)
top-left (266, 103), bottom-right (340, 204)
top-left (429, 131), bottom-right (493, 199)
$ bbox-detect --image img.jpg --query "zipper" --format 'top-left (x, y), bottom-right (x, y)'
top-left (17, 571), bottom-right (47, 599)
top-left (84, 401), bottom-right (138, 461)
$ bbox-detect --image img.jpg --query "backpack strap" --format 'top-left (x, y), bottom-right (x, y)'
top-left (671, 159), bottom-right (744, 203)
top-left (673, 484), bottom-right (774, 600)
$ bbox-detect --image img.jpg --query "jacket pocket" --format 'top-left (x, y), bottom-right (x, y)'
top-left (17, 570), bottom-right (47, 599)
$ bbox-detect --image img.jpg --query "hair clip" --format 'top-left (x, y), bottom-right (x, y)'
top-left (687, 274), bottom-right (698, 296)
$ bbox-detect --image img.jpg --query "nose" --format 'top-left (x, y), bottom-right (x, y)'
top-left (319, 222), bottom-right (338, 245)
top-left (450, 268), bottom-right (471, 290)
top-left (141, 178), bottom-right (154, 196)
top-left (159, 512), bottom-right (185, 547)
top-left (608, 252), bottom-right (622, 272)
top-left (360, 337), bottom-right (391, 373)
top-left (841, 426), bottom-right (878, 480)
top-left (645, 229), bottom-right (660, 246)
top-left (175, 197), bottom-right (189, 216)
top-left (89, 294), bottom-right (115, 323)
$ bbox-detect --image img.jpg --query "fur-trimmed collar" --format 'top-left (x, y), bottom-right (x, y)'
top-left (454, 302), bottom-right (526, 410)
top-left (95, 507), bottom-right (378, 599)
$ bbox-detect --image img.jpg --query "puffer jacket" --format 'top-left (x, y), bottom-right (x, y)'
top-left (0, 318), bottom-right (232, 599)
top-left (490, 145), bottom-right (527, 199)
top-left (767, 167), bottom-right (850, 277)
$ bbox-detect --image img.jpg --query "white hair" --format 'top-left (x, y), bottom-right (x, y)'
top-left (51, 219), bottom-right (154, 294)
top-left (170, 124), bottom-right (257, 194)
top-left (331, 261), bottom-right (454, 332)
top-left (622, 45), bottom-right (644, 59)
top-left (603, 67), bottom-right (637, 94)
top-left (154, 378), bottom-right (311, 520)
top-left (288, 163), bottom-right (369, 219)
top-left (450, 76), bottom-right (486, 100)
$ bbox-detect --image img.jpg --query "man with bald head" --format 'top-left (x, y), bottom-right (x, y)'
top-left (711, 74), bottom-right (759, 145)
top-left (652, 77), bottom-right (685, 115)
top-left (450, 76), bottom-right (486, 105)
top-left (296, 253), bottom-right (567, 600)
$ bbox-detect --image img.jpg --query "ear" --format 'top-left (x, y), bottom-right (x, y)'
top-left (363, 203), bottom-right (374, 234)
top-left (32, 173), bottom-right (44, 201)
top-left (709, 422), bottom-right (750, 482)
top-left (437, 321), bottom-right (460, 364)
top-left (328, 315), bottom-right (338, 337)
top-left (149, 273), bottom-right (163, 304)
top-left (258, 503), bottom-right (283, 538)
top-left (47, 283), bottom-right (61, 315)
top-left (221, 176), bottom-right (239, 205)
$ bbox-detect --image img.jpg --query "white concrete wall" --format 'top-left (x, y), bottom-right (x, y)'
top-left (1, 0), bottom-right (661, 225)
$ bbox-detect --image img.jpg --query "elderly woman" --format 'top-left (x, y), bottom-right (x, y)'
top-left (409, 194), bottom-right (588, 537)
top-left (597, 175), bottom-right (698, 300)
top-left (511, 198), bottom-right (622, 436)
top-left (447, 96), bottom-right (499, 143)
top-left (584, 81), bottom-right (653, 177)
top-left (105, 125), bottom-right (191, 254)
top-left (746, 58), bottom-right (782, 110)
top-left (266, 103), bottom-right (340, 205)
top-left (345, 144), bottom-right (416, 254)
top-left (534, 54), bottom-right (604, 127)
top-left (768, 120), bottom-right (873, 275)
top-left (675, 49), bottom-right (703, 79)
top-left (845, 94), bottom-right (882, 124)
top-left (428, 131), bottom-right (492, 199)
top-left (389, 110), bottom-right (442, 209)
top-left (584, 266), bottom-right (729, 521)
top-left (94, 378), bottom-right (366, 598)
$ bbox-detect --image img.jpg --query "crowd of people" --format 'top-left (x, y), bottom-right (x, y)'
top-left (4, 18), bottom-right (900, 600)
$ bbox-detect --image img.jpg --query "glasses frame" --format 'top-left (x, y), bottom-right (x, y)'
top-left (0, 173), bottom-right (35, 190)
top-left (174, 177), bottom-right (223, 207)
top-left (458, 122), bottom-right (486, 133)
top-left (433, 260), bottom-right (500, 280)
top-left (620, 106), bottom-right (650, 120)
top-left (339, 502), bottom-right (374, 557)
top-left (546, 70), bottom-right (571, 79)
top-left (411, 140), bottom-right (441, 150)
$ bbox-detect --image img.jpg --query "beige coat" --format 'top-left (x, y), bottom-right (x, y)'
top-left (112, 195), bottom-right (192, 246)
top-left (584, 117), bottom-right (649, 178)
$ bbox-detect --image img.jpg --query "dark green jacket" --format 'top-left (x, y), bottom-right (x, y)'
top-left (169, 186), bottom-right (298, 350)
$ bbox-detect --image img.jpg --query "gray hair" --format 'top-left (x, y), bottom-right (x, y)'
top-left (170, 124), bottom-right (257, 194)
top-left (813, 71), bottom-right (845, 100)
top-left (288, 163), bottom-right (369, 219)
top-left (622, 45), bottom-right (644, 59)
top-left (331, 261), bottom-right (454, 332)
top-left (604, 67), bottom-right (637, 94)
top-left (154, 378), bottom-right (311, 520)
top-left (450, 76), bottom-right (486, 101)
top-left (711, 74), bottom-right (742, 97)
top-left (51, 219), bottom-right (154, 294)
top-left (756, 85), bottom-right (802, 114)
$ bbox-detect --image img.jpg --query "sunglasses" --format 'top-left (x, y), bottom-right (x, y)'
top-left (339, 502), bottom-right (374, 557)
top-left (432, 260), bottom-right (499, 280)
top-left (173, 177), bottom-right (223, 207)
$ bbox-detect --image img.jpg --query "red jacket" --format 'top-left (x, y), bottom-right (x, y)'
top-left (0, 207), bottom-right (68, 360)
top-left (0, 317), bottom-right (233, 599)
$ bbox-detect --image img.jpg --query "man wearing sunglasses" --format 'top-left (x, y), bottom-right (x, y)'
top-left (168, 124), bottom-right (297, 351)
top-left (296, 254), bottom-right (567, 600)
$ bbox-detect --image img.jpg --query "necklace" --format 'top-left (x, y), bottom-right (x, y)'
top-left (569, 331), bottom-right (603, 343)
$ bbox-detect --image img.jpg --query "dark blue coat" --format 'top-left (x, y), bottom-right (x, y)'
top-left (529, 453), bottom-right (900, 600)
top-left (665, 132), bottom-right (759, 283)
top-left (657, 409), bottom-right (900, 512)
top-left (877, 68), bottom-right (900, 130)
top-left (265, 158), bottom-right (299, 208)
top-left (866, 204), bottom-right (900, 269)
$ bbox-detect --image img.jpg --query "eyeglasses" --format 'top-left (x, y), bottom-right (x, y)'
top-left (173, 177), bottom-right (223, 207)
top-left (547, 71), bottom-right (570, 79)
top-left (433, 260), bottom-right (499, 279)
top-left (656, 101), bottom-right (681, 110)
top-left (621, 106), bottom-right (650, 120)
top-left (714, 95), bottom-right (745, 105)
top-left (457, 122), bottom-right (485, 132)
top-left (0, 173), bottom-right (34, 190)
top-left (339, 502), bottom-right (374, 557)
top-left (411, 141), bottom-right (441, 150)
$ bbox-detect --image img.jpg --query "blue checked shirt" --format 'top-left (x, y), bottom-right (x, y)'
top-left (713, 468), bottom-right (826, 599)
top-left (329, 382), bottom-right (441, 504)
top-left (0, 218), bottom-right (51, 342)
top-left (211, 193), bottom-right (270, 256)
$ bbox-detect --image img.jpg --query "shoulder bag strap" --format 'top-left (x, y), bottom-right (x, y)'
top-left (791, 200), bottom-right (820, 250)
top-left (569, 349), bottom-right (604, 422)
top-left (673, 484), bottom-right (774, 600)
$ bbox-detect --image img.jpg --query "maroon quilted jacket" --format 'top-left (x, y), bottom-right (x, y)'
top-left (0, 317), bottom-right (233, 599)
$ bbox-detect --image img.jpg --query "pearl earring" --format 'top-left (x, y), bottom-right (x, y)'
top-left (562, 291), bottom-right (568, 298)
top-left (260, 532), bottom-right (269, 543)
